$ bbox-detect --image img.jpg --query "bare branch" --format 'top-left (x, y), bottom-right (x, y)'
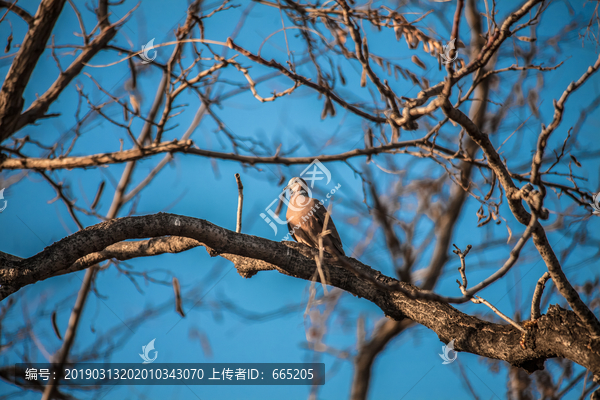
top-left (531, 272), bottom-right (551, 320)
top-left (351, 319), bottom-right (411, 400)
top-left (10, 5), bottom-right (140, 136)
top-left (0, 0), bottom-right (67, 141)
top-left (441, 98), bottom-right (600, 338)
top-left (454, 244), bottom-right (526, 333)
top-left (41, 266), bottom-right (97, 400)
top-left (530, 54), bottom-right (600, 193)
top-left (172, 277), bottom-right (185, 317)
top-left (235, 173), bottom-right (244, 233)
top-left (0, 1), bottom-right (33, 25)
top-left (1, 213), bottom-right (599, 374)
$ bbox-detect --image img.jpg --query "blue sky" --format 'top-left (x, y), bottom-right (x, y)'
top-left (1, 0), bottom-right (599, 399)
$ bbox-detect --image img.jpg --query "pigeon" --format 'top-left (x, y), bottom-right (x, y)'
top-left (284, 177), bottom-right (345, 256)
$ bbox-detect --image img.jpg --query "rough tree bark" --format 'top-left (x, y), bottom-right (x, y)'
top-left (1, 213), bottom-right (599, 376)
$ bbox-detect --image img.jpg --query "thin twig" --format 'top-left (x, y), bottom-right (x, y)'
top-left (234, 173), bottom-right (243, 233)
top-left (472, 295), bottom-right (526, 333)
top-left (51, 311), bottom-right (62, 340)
top-left (530, 54), bottom-right (600, 193)
top-left (173, 277), bottom-right (185, 317)
top-left (315, 202), bottom-right (334, 294)
top-left (90, 181), bottom-right (105, 210)
top-left (454, 244), bottom-right (526, 333)
top-left (454, 243), bottom-right (472, 289)
top-left (531, 272), bottom-right (551, 320)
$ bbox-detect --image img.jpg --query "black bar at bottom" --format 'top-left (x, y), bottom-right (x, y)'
top-left (15, 363), bottom-right (325, 386)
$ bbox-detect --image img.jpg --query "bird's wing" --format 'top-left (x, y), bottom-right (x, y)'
top-left (286, 195), bottom-right (344, 255)
top-left (287, 221), bottom-right (298, 242)
top-left (312, 202), bottom-right (345, 256)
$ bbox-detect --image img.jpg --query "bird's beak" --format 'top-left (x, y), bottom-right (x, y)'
top-left (282, 182), bottom-right (292, 192)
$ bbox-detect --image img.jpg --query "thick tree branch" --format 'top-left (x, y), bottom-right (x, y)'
top-left (0, 0), bottom-right (67, 142)
top-left (1, 213), bottom-right (600, 375)
top-left (351, 319), bottom-right (411, 400)
top-left (17, 4), bottom-right (145, 138)
top-left (441, 99), bottom-right (600, 338)
top-left (450, 0), bottom-right (465, 42)
top-left (0, 1), bottom-right (34, 25)
top-left (96, 0), bottom-right (109, 30)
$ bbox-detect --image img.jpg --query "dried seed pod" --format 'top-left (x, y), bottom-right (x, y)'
top-left (411, 55), bottom-right (426, 70)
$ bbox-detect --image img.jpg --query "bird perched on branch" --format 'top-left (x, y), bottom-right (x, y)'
top-left (284, 177), bottom-right (345, 256)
